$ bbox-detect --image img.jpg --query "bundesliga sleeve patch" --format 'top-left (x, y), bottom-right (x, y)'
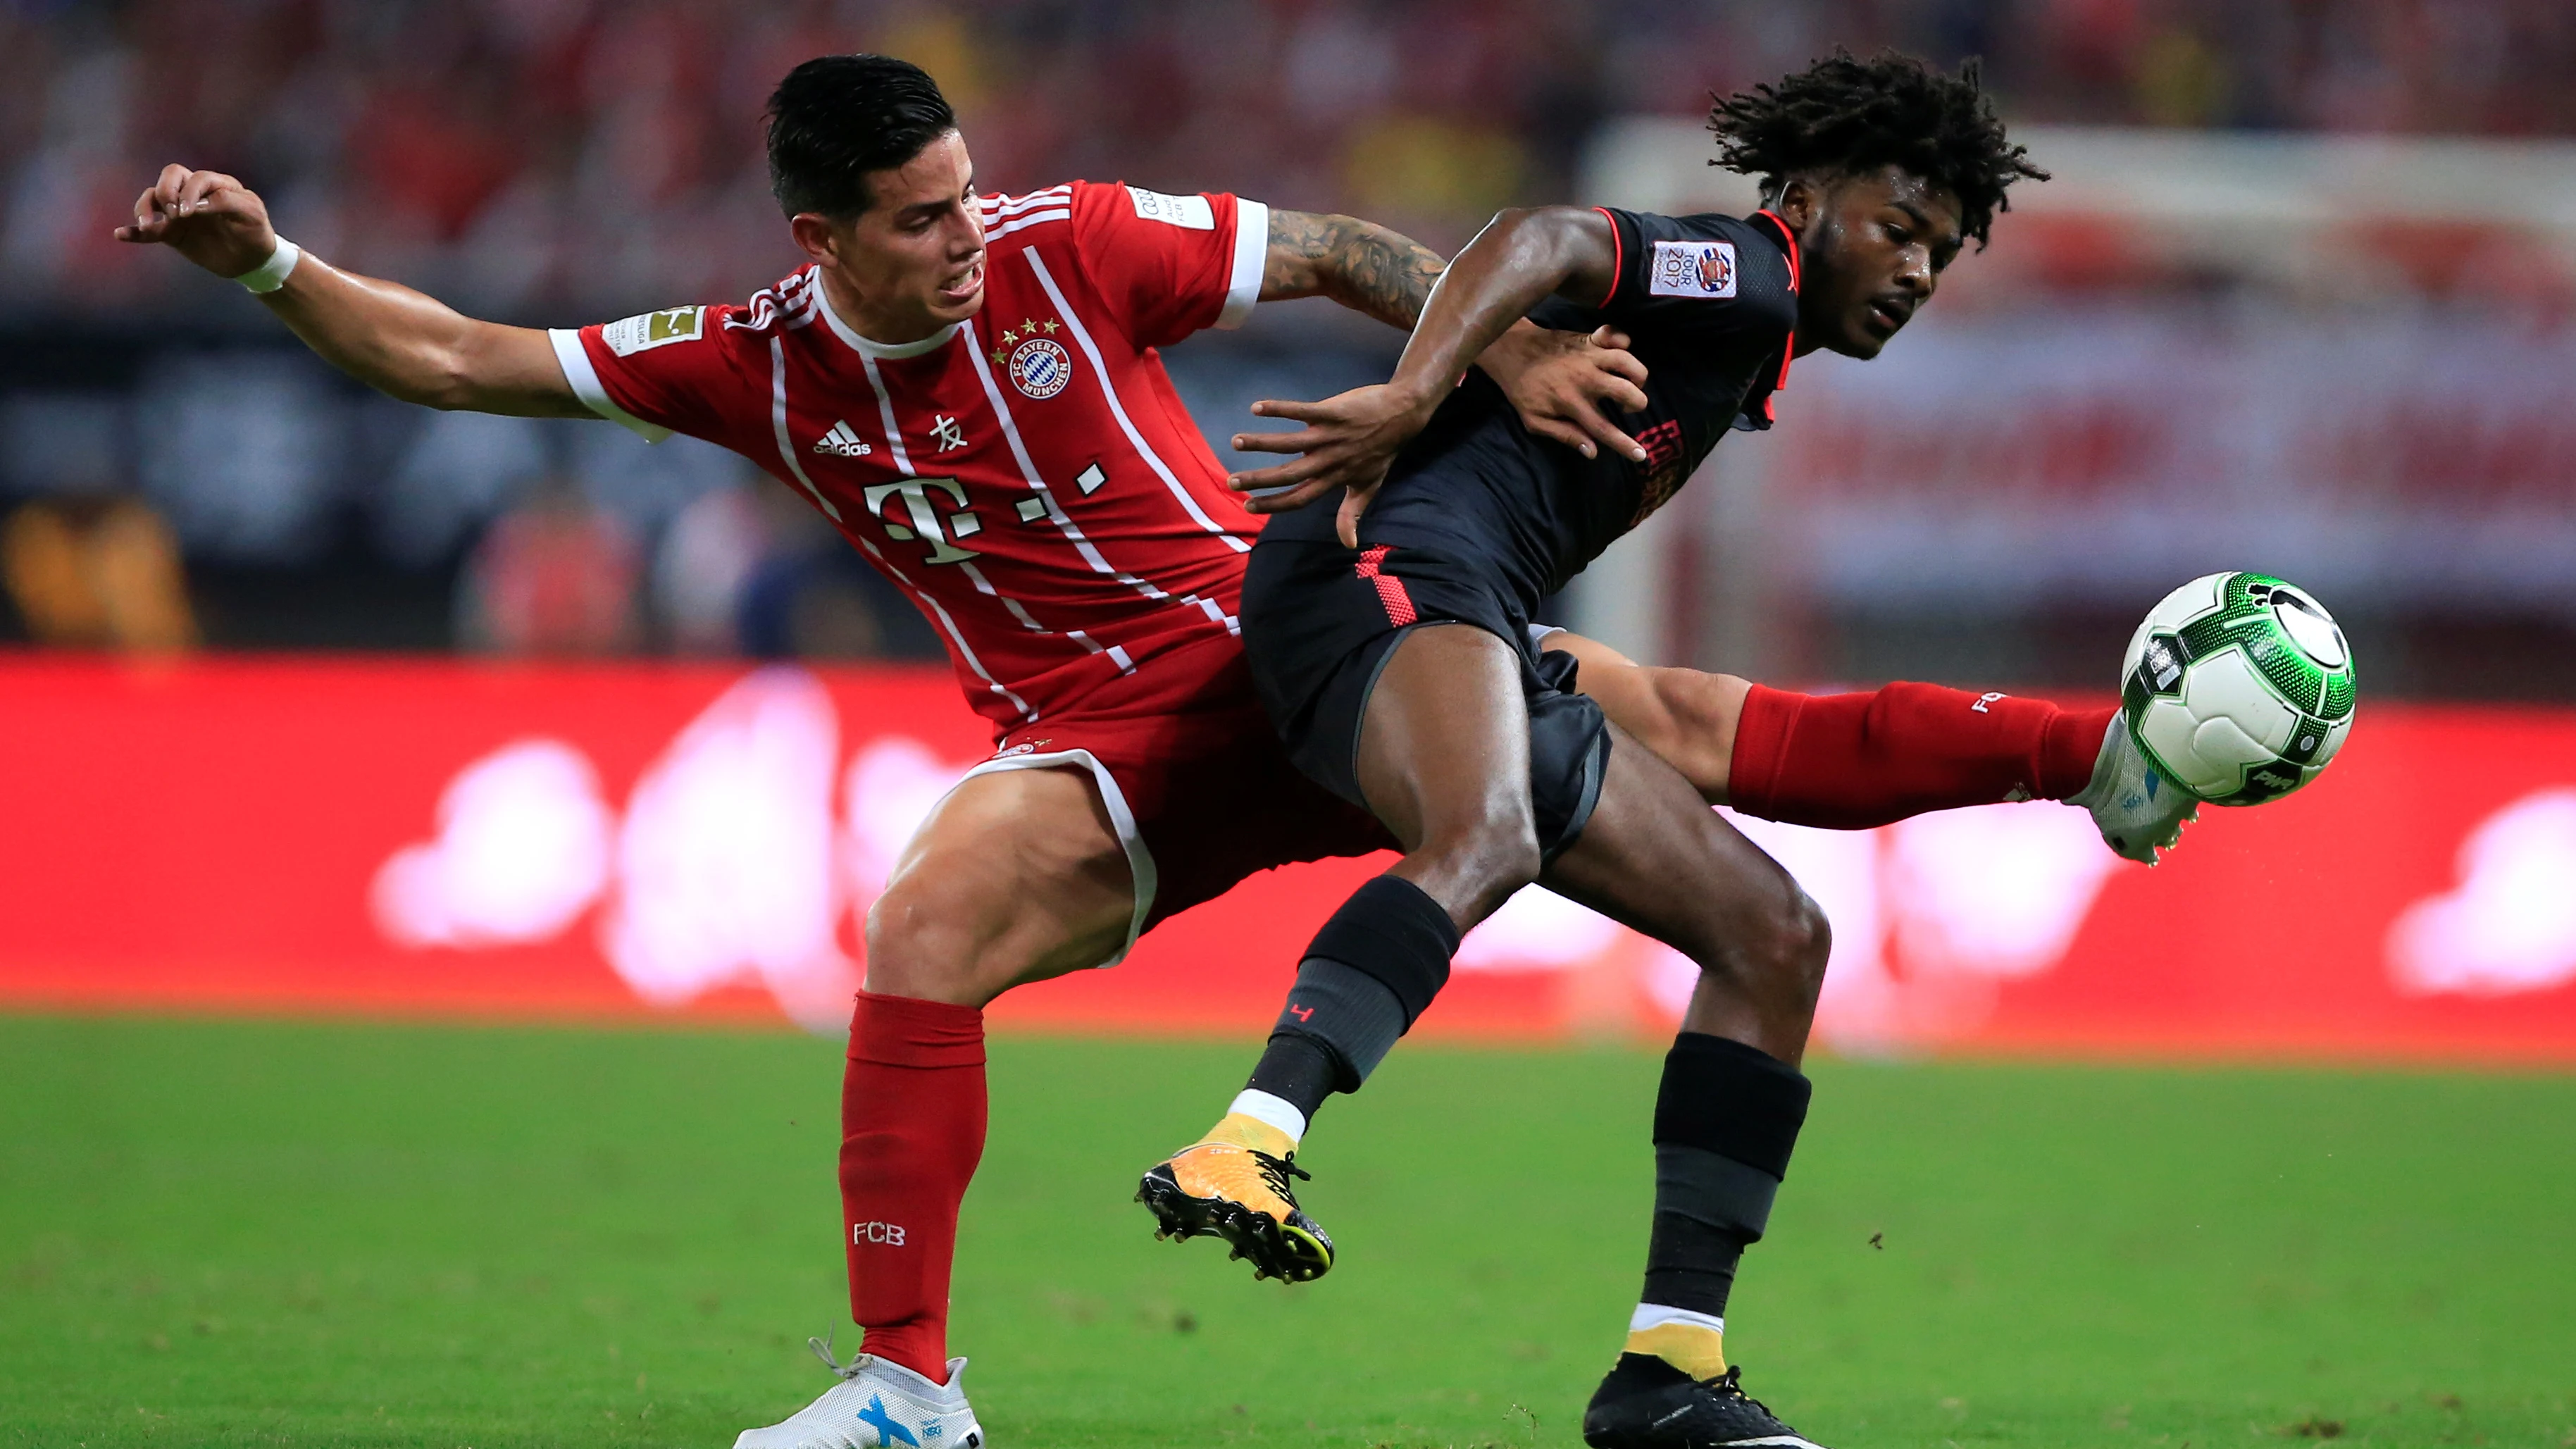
top-left (1125, 186), bottom-right (1216, 230)
top-left (601, 306), bottom-right (707, 356)
top-left (1647, 240), bottom-right (1738, 299)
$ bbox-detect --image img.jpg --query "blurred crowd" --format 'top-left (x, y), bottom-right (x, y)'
top-left (1, 0), bottom-right (2572, 668)
top-left (4, 0), bottom-right (2572, 325)
top-left (0, 396), bottom-right (942, 660)
top-left (450, 466), bottom-right (935, 659)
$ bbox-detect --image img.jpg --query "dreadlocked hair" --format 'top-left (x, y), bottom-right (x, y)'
top-left (1709, 49), bottom-right (2046, 249)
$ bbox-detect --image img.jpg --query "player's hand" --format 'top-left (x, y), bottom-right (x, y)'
top-left (113, 164), bottom-right (280, 280)
top-left (1228, 383), bottom-right (1439, 547)
top-left (1482, 324), bottom-right (1650, 463)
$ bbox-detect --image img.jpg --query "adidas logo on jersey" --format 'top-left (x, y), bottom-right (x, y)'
top-left (814, 421), bottom-right (873, 457)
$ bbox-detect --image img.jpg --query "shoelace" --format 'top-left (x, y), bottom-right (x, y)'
top-left (1702, 1366), bottom-right (1782, 1423)
top-left (809, 1329), bottom-right (867, 1381)
top-left (1253, 1149), bottom-right (1312, 1207)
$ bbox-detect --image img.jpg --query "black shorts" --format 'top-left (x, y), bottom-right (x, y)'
top-left (1240, 536), bottom-right (1610, 862)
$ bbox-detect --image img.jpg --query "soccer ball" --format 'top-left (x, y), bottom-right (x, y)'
top-left (2122, 573), bottom-right (2356, 806)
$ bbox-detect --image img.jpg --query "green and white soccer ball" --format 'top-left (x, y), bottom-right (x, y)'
top-left (2122, 572), bottom-right (2356, 806)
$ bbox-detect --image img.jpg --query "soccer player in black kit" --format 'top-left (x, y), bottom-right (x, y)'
top-left (1136, 53), bottom-right (2048, 1448)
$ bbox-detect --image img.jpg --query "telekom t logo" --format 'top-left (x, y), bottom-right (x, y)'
top-left (864, 478), bottom-right (983, 564)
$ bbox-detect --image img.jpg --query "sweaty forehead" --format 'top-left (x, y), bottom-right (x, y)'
top-left (1843, 166), bottom-right (1964, 247)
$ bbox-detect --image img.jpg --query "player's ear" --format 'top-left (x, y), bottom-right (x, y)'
top-left (1771, 175), bottom-right (1822, 234)
top-left (788, 212), bottom-right (842, 266)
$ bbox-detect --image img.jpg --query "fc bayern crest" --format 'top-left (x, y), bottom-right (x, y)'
top-left (1009, 337), bottom-right (1074, 399)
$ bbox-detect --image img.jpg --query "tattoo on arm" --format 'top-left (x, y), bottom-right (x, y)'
top-left (1262, 209), bottom-right (1448, 330)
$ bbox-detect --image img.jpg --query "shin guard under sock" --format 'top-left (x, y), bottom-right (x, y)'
top-left (842, 989), bottom-right (986, 1381)
top-left (1244, 875), bottom-right (1462, 1126)
top-left (1729, 683), bottom-right (2115, 830)
top-left (1631, 1033), bottom-right (1812, 1376)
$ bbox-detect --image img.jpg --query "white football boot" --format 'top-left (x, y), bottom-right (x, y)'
top-left (2065, 714), bottom-right (2198, 864)
top-left (733, 1334), bottom-right (985, 1449)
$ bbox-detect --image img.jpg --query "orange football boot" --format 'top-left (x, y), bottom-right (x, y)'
top-left (1135, 1113), bottom-right (1335, 1283)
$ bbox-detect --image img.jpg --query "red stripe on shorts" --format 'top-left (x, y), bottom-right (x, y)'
top-left (1355, 545), bottom-right (1417, 627)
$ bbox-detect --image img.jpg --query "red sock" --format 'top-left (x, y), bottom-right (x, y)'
top-left (1727, 683), bottom-right (2115, 830)
top-left (842, 989), bottom-right (986, 1383)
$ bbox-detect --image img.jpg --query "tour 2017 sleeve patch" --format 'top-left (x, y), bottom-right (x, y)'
top-left (1647, 240), bottom-right (1738, 299)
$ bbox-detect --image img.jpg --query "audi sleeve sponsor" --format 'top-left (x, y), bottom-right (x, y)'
top-left (3, 657), bottom-right (2573, 1062)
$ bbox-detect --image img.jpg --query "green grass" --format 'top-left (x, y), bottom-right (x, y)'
top-left (1, 1016), bottom-right (2571, 1448)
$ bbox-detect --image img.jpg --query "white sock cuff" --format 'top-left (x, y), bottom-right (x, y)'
top-left (1629, 1303), bottom-right (1726, 1336)
top-left (1228, 1088), bottom-right (1307, 1144)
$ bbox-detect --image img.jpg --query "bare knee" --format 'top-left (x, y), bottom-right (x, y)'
top-left (1772, 889), bottom-right (1833, 1007)
top-left (863, 842), bottom-right (1135, 1006)
top-left (1699, 883), bottom-right (1833, 1010)
top-left (860, 766), bottom-right (1135, 1007)
top-left (1407, 792), bottom-right (1543, 921)
top-left (861, 870), bottom-right (993, 1006)
top-left (864, 856), bottom-right (1095, 1005)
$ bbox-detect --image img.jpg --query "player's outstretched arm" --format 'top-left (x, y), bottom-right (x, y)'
top-left (1231, 206), bottom-right (1619, 546)
top-left (1259, 210), bottom-right (1648, 466)
top-left (1543, 630), bottom-right (1749, 805)
top-left (1257, 209), bottom-right (1448, 332)
top-left (115, 164), bottom-right (590, 418)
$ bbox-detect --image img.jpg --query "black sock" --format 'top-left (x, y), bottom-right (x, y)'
top-left (1639, 1033), bottom-right (1812, 1319)
top-left (1243, 1031), bottom-right (1340, 1121)
top-left (1245, 960), bottom-right (1406, 1119)
top-left (1242, 874), bottom-right (1460, 1126)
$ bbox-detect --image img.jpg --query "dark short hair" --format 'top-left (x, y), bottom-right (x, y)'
top-left (1709, 50), bottom-right (2047, 249)
top-left (764, 54), bottom-right (958, 220)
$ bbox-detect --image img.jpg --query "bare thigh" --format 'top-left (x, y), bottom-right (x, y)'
top-left (1541, 720), bottom-right (1830, 1064)
top-left (1352, 622), bottom-right (1542, 929)
top-left (863, 765), bottom-right (1138, 1007)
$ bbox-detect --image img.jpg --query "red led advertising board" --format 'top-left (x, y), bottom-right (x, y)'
top-left (4, 656), bottom-right (2573, 1062)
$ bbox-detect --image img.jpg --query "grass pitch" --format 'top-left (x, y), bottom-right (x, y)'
top-left (1, 1015), bottom-right (2570, 1448)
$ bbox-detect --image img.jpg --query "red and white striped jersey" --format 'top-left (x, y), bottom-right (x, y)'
top-left (551, 180), bottom-right (1271, 731)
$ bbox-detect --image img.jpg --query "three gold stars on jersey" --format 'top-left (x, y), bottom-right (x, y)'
top-left (990, 316), bottom-right (1062, 361)
top-left (995, 317), bottom-right (1075, 401)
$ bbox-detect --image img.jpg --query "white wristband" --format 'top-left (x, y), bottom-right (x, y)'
top-left (234, 237), bottom-right (301, 294)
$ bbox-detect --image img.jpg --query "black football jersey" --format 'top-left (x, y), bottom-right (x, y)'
top-left (1264, 208), bottom-right (1800, 607)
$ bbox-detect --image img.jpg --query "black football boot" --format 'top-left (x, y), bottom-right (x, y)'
top-left (1581, 1354), bottom-right (1829, 1448)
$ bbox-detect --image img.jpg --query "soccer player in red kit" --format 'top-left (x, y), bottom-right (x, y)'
top-left (118, 53), bottom-right (2188, 1449)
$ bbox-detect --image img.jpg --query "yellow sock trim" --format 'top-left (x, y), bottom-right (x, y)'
top-left (1626, 1321), bottom-right (1727, 1381)
top-left (1192, 1112), bottom-right (1295, 1158)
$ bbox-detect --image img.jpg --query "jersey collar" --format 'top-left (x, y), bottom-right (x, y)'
top-left (815, 278), bottom-right (964, 359)
top-left (1750, 209), bottom-right (1801, 292)
top-left (1747, 209), bottom-right (1801, 425)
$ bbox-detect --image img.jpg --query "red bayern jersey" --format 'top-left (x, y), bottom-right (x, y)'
top-left (549, 180), bottom-right (1271, 731)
